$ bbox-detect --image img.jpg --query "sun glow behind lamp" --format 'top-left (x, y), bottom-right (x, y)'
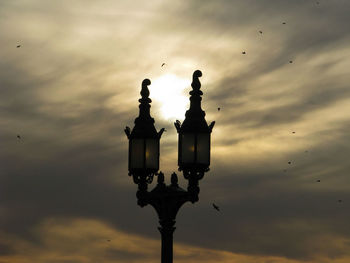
top-left (125, 70), bottom-right (214, 263)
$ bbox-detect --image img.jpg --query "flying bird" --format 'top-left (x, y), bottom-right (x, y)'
top-left (289, 60), bottom-right (293, 63)
top-left (338, 200), bottom-right (342, 203)
top-left (107, 239), bottom-right (111, 242)
top-left (242, 51), bottom-right (246, 54)
top-left (161, 63), bottom-right (166, 67)
top-left (218, 107), bottom-right (220, 111)
top-left (17, 135), bottom-right (21, 139)
top-left (317, 180), bottom-right (321, 182)
top-left (259, 30), bottom-right (263, 34)
top-left (282, 22), bottom-right (286, 24)
top-left (288, 161), bottom-right (291, 164)
top-left (212, 203), bottom-right (220, 211)
top-left (292, 131), bottom-right (295, 134)
top-left (16, 45), bottom-right (21, 48)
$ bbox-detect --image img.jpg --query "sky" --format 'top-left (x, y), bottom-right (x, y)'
top-left (1, 0), bottom-right (350, 262)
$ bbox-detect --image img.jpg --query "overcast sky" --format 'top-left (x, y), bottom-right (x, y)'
top-left (1, 0), bottom-right (350, 262)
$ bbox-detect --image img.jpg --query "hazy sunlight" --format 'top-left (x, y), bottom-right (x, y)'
top-left (150, 74), bottom-right (190, 120)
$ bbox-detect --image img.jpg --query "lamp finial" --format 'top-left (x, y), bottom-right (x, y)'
top-left (191, 70), bottom-right (202, 91)
top-left (141, 79), bottom-right (151, 99)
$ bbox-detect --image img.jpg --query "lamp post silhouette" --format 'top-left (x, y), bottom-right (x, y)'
top-left (125, 70), bottom-right (215, 263)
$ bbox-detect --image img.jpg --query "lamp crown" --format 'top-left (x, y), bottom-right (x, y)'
top-left (129, 79), bottom-right (157, 139)
top-left (179, 70), bottom-right (209, 133)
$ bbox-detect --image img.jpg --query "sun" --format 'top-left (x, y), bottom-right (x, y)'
top-left (149, 74), bottom-right (191, 120)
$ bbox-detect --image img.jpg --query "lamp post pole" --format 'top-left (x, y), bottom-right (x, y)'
top-left (125, 70), bottom-right (215, 263)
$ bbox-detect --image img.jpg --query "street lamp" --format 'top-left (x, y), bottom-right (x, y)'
top-left (125, 70), bottom-right (215, 263)
top-left (125, 79), bottom-right (163, 195)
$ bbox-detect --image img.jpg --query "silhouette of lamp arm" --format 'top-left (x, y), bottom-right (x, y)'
top-left (125, 70), bottom-right (215, 263)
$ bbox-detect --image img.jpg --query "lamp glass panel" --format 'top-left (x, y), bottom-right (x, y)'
top-left (197, 133), bottom-right (210, 165)
top-left (181, 133), bottom-right (195, 163)
top-left (130, 138), bottom-right (144, 169)
top-left (145, 138), bottom-right (159, 170)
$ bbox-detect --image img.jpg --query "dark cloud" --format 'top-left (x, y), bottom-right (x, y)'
top-left (105, 247), bottom-right (154, 261)
top-left (173, 120), bottom-right (350, 260)
top-left (0, 242), bottom-right (15, 256)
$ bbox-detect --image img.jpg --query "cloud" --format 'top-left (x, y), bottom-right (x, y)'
top-left (1, 0), bottom-right (350, 262)
top-left (3, 217), bottom-right (344, 263)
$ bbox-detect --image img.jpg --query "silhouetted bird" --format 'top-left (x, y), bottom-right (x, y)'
top-left (16, 45), bottom-right (21, 48)
top-left (282, 22), bottom-right (286, 24)
top-left (17, 135), bottom-right (21, 139)
top-left (292, 131), bottom-right (295, 134)
top-left (212, 203), bottom-right (220, 211)
top-left (218, 107), bottom-right (220, 111)
top-left (259, 30), bottom-right (263, 34)
top-left (289, 60), bottom-right (293, 63)
top-left (288, 161), bottom-right (291, 164)
top-left (107, 239), bottom-right (111, 242)
top-left (338, 200), bottom-right (342, 203)
top-left (317, 180), bottom-right (321, 182)
top-left (242, 51), bottom-right (246, 54)
top-left (161, 63), bottom-right (166, 67)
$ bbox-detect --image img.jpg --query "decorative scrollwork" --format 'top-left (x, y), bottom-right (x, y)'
top-left (141, 79), bottom-right (151, 99)
top-left (146, 173), bottom-right (154, 184)
top-left (182, 169), bottom-right (205, 180)
top-left (191, 70), bottom-right (202, 91)
top-left (131, 172), bottom-right (155, 185)
top-left (171, 172), bottom-right (178, 187)
top-left (157, 171), bottom-right (165, 185)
